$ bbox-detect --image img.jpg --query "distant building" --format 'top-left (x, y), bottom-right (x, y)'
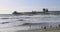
top-left (12, 8), bottom-right (60, 15)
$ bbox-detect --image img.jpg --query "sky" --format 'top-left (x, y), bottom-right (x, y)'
top-left (0, 0), bottom-right (60, 14)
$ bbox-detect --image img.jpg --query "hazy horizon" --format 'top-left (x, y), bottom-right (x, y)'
top-left (0, 0), bottom-right (60, 14)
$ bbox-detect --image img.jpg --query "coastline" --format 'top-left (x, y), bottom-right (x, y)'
top-left (0, 23), bottom-right (60, 32)
top-left (32, 27), bottom-right (60, 32)
top-left (15, 27), bottom-right (60, 32)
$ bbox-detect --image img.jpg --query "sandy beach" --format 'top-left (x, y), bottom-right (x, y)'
top-left (15, 27), bottom-right (60, 32)
top-left (30, 27), bottom-right (60, 32)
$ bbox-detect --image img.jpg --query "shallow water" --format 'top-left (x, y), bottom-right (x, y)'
top-left (0, 14), bottom-right (60, 32)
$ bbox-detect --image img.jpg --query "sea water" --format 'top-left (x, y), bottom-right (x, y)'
top-left (0, 14), bottom-right (60, 32)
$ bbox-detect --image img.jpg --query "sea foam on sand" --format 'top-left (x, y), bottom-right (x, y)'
top-left (0, 26), bottom-right (30, 32)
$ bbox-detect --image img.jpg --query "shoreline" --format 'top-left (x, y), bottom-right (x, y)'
top-left (15, 27), bottom-right (60, 32)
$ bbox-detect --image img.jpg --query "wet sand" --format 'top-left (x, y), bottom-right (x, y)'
top-left (15, 27), bottom-right (60, 32)
top-left (32, 27), bottom-right (60, 32)
top-left (0, 26), bottom-right (60, 32)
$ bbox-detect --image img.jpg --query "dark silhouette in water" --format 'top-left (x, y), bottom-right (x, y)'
top-left (44, 26), bottom-right (46, 29)
top-left (58, 25), bottom-right (60, 27)
top-left (22, 23), bottom-right (31, 25)
top-left (1, 22), bottom-right (10, 24)
top-left (22, 23), bottom-right (48, 25)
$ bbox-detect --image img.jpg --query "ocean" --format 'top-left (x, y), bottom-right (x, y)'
top-left (0, 14), bottom-right (60, 32)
